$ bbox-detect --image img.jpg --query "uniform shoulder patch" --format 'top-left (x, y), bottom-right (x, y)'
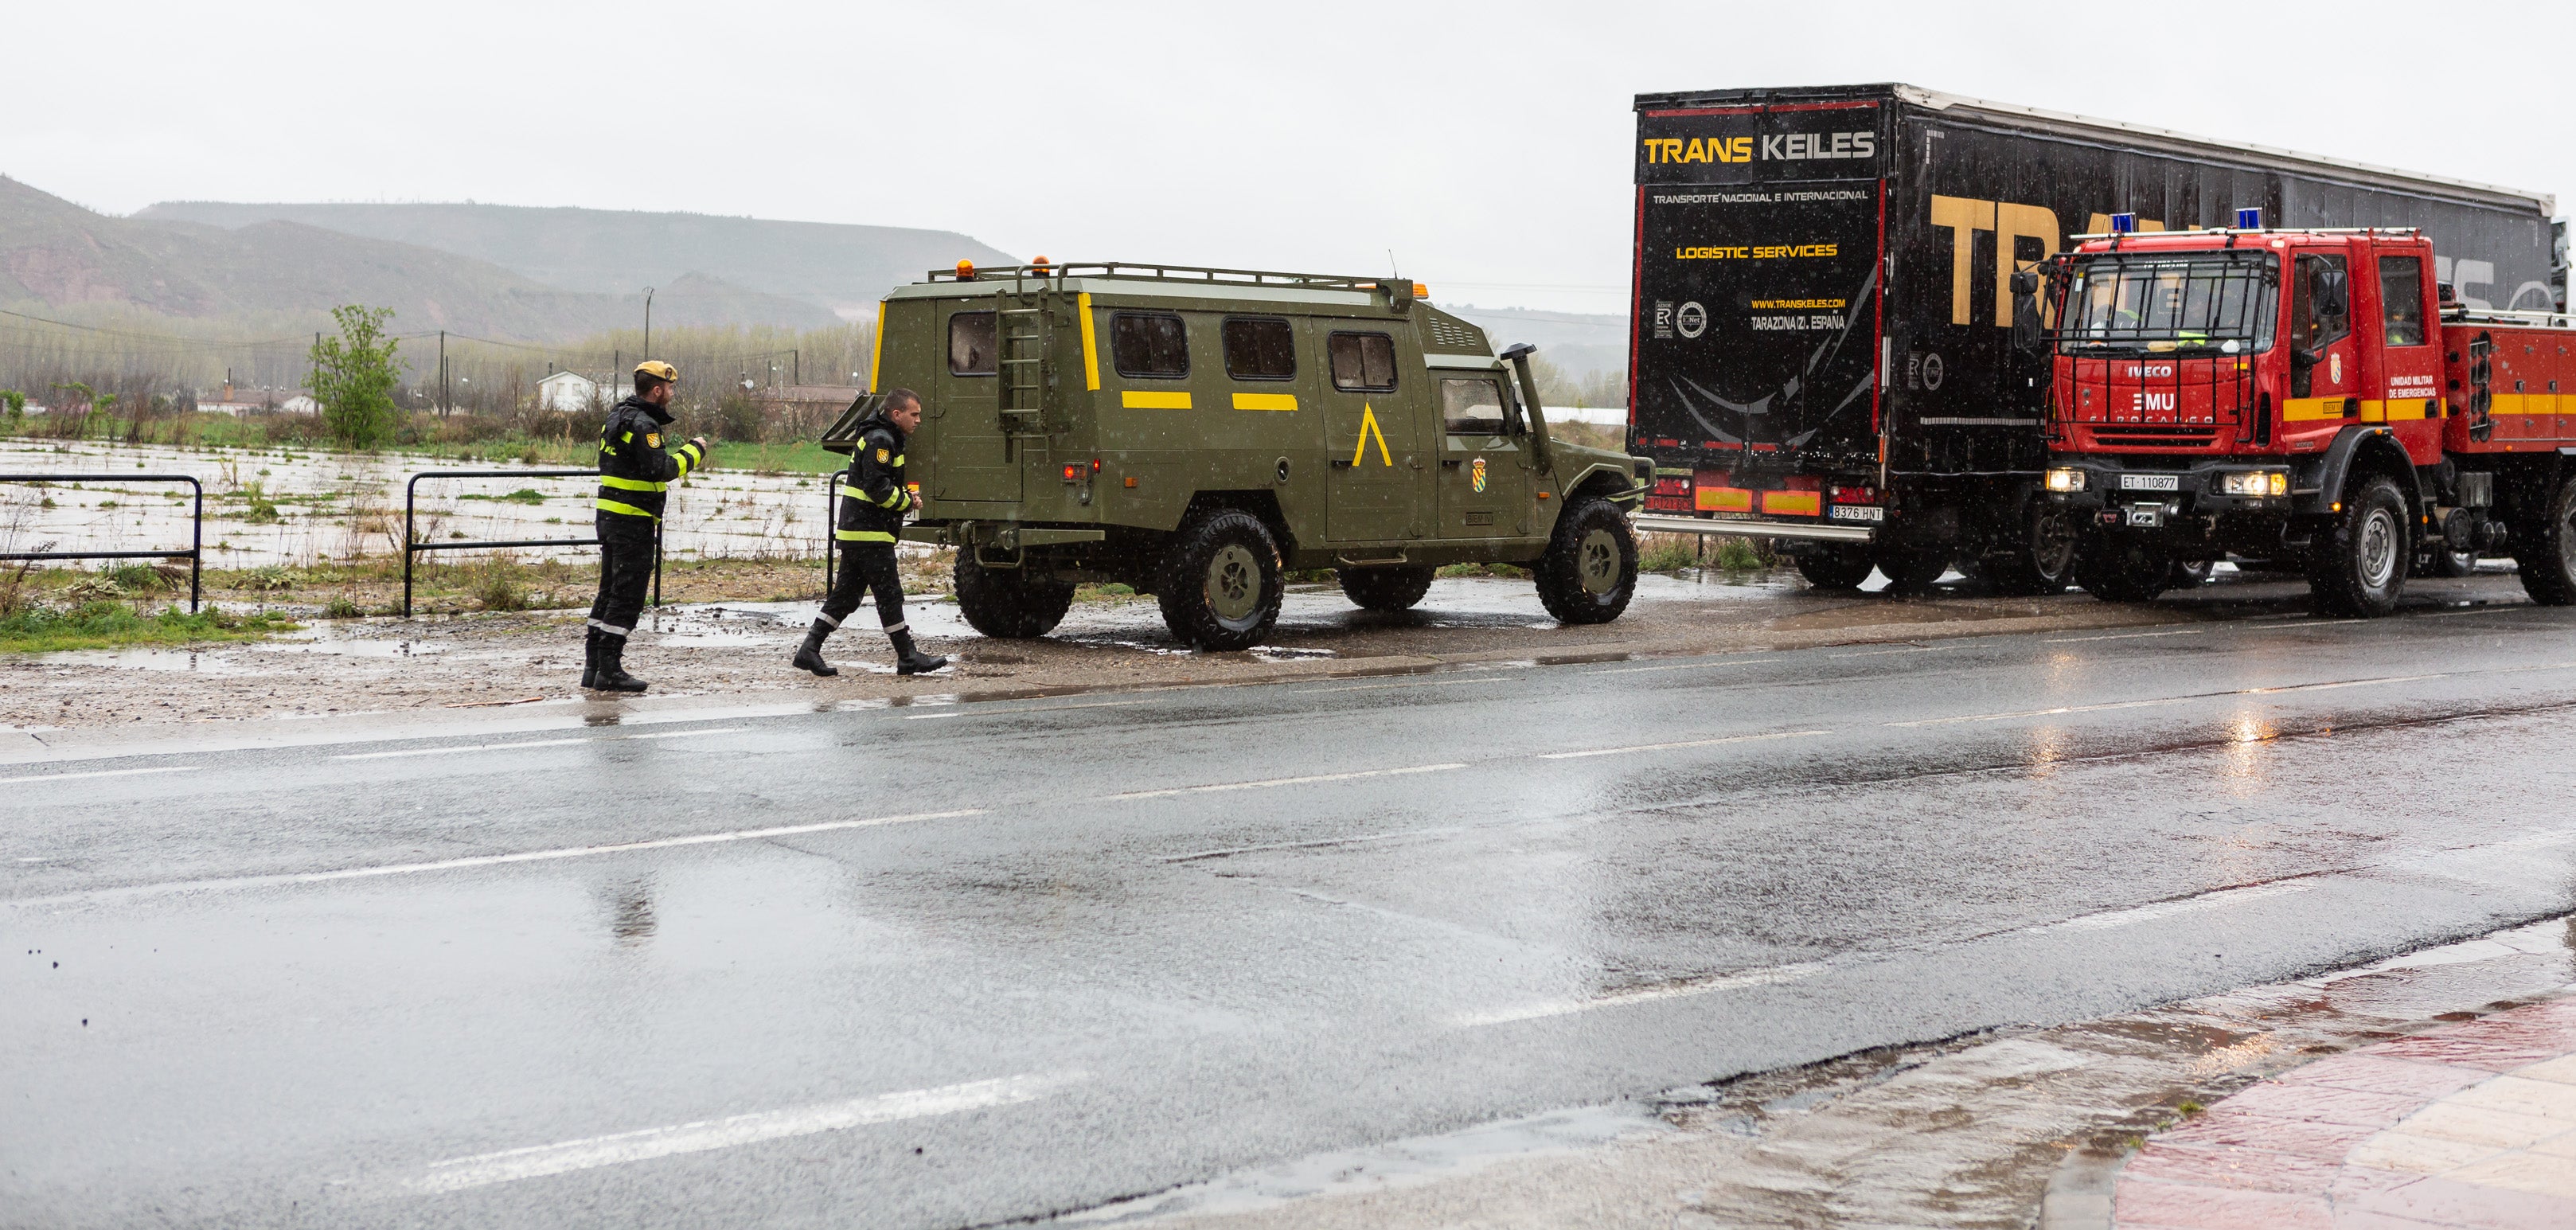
top-left (646, 432), bottom-right (662, 448)
top-left (875, 447), bottom-right (890, 463)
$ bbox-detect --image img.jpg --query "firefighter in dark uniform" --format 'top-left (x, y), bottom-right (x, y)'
top-left (793, 387), bottom-right (948, 677)
top-left (584, 360), bottom-right (707, 693)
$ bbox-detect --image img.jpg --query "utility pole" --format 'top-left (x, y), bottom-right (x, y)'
top-left (438, 330), bottom-right (448, 416)
top-left (793, 349), bottom-right (799, 385)
top-left (642, 287), bottom-right (654, 358)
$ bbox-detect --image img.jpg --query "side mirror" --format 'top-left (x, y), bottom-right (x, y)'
top-left (2010, 269), bottom-right (2043, 354)
top-left (2008, 269), bottom-right (2039, 296)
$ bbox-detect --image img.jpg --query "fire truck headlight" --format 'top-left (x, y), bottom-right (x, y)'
top-left (2045, 467), bottom-right (2086, 493)
top-left (2220, 470), bottom-right (2290, 498)
top-left (2268, 471), bottom-right (2290, 497)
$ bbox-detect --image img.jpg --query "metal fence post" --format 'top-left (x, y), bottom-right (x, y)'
top-left (0, 474), bottom-right (210, 612)
top-left (398, 469), bottom-right (611, 618)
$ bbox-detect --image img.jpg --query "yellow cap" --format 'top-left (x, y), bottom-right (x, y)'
top-left (634, 360), bottom-right (678, 383)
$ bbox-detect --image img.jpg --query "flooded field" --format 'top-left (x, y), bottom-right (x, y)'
top-left (0, 439), bottom-right (835, 568)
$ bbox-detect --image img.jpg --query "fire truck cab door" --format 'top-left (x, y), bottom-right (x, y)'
top-left (2370, 248), bottom-right (2444, 463)
top-left (2289, 253), bottom-right (2360, 432)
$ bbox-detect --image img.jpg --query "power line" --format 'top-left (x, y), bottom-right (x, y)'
top-left (0, 307), bottom-right (311, 349)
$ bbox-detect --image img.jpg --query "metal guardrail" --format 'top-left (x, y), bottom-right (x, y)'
top-left (823, 473), bottom-right (845, 585)
top-left (0, 473), bottom-right (204, 611)
top-left (404, 469), bottom-right (659, 617)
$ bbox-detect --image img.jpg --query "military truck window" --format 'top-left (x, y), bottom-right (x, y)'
top-left (2059, 252), bottom-right (2277, 355)
top-left (1329, 332), bottom-right (1397, 391)
top-left (1111, 312), bottom-right (1190, 378)
top-left (949, 311), bottom-right (997, 376)
top-left (2291, 254), bottom-right (2352, 353)
top-left (1222, 318), bottom-right (1296, 381)
top-left (1440, 378), bottom-right (1509, 435)
top-left (2379, 256), bottom-right (2426, 346)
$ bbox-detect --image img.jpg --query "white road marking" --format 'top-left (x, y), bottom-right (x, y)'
top-left (2035, 881), bottom-right (2312, 933)
top-left (24, 810), bottom-right (989, 904)
top-left (401, 1072), bottom-right (1081, 1194)
top-left (1110, 763), bottom-right (1464, 801)
top-left (1457, 963), bottom-right (1827, 1028)
top-left (0, 764), bottom-right (197, 787)
top-left (1828, 645), bottom-right (1949, 658)
top-left (1889, 673), bottom-right (2449, 728)
top-left (1583, 658), bottom-right (1762, 675)
top-left (2419, 606), bottom-right (2522, 618)
top-left (2043, 628), bottom-right (2204, 643)
top-left (904, 699), bottom-right (1157, 720)
top-left (2253, 619), bottom-right (2367, 629)
top-left (1539, 729), bottom-right (1829, 761)
top-left (1309, 677), bottom-right (1510, 693)
top-left (332, 728), bottom-right (747, 759)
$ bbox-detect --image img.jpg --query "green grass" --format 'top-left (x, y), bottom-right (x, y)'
top-left (0, 603), bottom-right (300, 654)
top-left (459, 488), bottom-right (550, 504)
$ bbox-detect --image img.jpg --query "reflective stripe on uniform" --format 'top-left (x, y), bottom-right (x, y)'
top-left (834, 529), bottom-right (896, 542)
top-left (596, 498), bottom-right (660, 520)
top-left (598, 474), bottom-right (667, 492)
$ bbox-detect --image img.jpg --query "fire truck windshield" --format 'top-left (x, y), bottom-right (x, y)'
top-left (2059, 251), bottom-right (2279, 356)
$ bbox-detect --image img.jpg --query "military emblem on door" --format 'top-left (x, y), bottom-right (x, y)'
top-left (1470, 456), bottom-right (1488, 493)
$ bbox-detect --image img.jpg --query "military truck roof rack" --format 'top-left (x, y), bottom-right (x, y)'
top-left (925, 262), bottom-right (1389, 291)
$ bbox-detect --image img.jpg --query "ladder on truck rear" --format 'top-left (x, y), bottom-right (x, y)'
top-left (995, 275), bottom-right (1061, 447)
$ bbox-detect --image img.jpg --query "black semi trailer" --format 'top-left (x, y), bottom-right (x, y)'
top-left (1626, 83), bottom-right (2562, 591)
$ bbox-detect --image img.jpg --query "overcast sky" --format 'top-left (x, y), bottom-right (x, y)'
top-left (11, 1), bottom-right (2570, 315)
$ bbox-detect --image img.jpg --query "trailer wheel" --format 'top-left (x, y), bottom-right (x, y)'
top-left (954, 553), bottom-right (1076, 638)
top-left (2307, 475), bottom-right (2409, 617)
top-left (2074, 537), bottom-right (2172, 603)
top-left (1795, 545), bottom-right (1875, 590)
top-left (1339, 564), bottom-right (1434, 611)
top-left (1157, 510), bottom-right (1285, 650)
top-left (1533, 498), bottom-right (1637, 624)
top-left (1874, 545), bottom-right (1950, 592)
top-left (2513, 478), bottom-right (2576, 606)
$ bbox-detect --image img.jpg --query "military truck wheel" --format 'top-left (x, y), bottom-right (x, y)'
top-left (1339, 565), bottom-right (1434, 611)
top-left (2307, 475), bottom-right (2409, 617)
top-left (2513, 477), bottom-right (2576, 606)
top-left (1874, 545), bottom-right (1951, 592)
top-left (1157, 510), bottom-right (1284, 650)
top-left (953, 553), bottom-right (1076, 638)
top-left (1534, 499), bottom-right (1637, 624)
top-left (2073, 536), bottom-right (2172, 603)
top-left (1795, 545), bottom-right (1875, 590)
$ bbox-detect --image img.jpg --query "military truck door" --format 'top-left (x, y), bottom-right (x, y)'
top-left (1430, 364), bottom-right (1533, 538)
top-left (935, 304), bottom-right (1021, 502)
top-left (1321, 326), bottom-right (1430, 542)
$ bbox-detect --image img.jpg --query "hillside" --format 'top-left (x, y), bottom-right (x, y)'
top-left (138, 200), bottom-right (1019, 316)
top-left (0, 177), bottom-right (834, 338)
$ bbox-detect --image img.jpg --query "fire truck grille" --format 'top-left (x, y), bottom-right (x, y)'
top-left (2088, 424), bottom-right (2219, 447)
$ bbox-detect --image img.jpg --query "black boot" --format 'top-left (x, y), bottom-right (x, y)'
top-left (595, 633), bottom-right (650, 693)
top-left (890, 627), bottom-right (948, 676)
top-left (580, 627), bottom-right (601, 689)
top-left (792, 619), bottom-right (839, 677)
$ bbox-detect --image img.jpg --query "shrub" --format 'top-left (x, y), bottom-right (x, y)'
top-left (472, 559), bottom-right (530, 611)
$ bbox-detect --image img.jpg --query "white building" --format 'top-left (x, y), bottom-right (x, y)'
top-left (537, 371), bottom-right (631, 414)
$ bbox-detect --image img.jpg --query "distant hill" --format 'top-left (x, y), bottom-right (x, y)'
top-left (1443, 305), bottom-right (1629, 380)
top-left (0, 177), bottom-right (834, 338)
top-left (139, 200), bottom-right (1020, 317)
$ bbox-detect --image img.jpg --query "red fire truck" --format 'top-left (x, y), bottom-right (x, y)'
top-left (2035, 220), bottom-right (2576, 615)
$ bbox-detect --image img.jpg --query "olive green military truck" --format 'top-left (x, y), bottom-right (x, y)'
top-left (837, 262), bottom-right (1652, 650)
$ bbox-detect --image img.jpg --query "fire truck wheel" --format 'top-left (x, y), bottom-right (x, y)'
top-left (1985, 511), bottom-right (2078, 595)
top-left (1157, 510), bottom-right (1286, 650)
top-left (2073, 537), bottom-right (2172, 603)
top-left (1339, 564), bottom-right (1435, 611)
top-left (1794, 545), bottom-right (1876, 590)
top-left (2307, 475), bottom-right (2410, 617)
top-left (2168, 558), bottom-right (2215, 587)
top-left (954, 553), bottom-right (1076, 638)
top-left (2513, 478), bottom-right (2576, 606)
top-left (1874, 546), bottom-right (1951, 592)
top-left (1534, 498), bottom-right (1637, 624)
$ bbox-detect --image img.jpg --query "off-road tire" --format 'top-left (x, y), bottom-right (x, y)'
top-left (1339, 564), bottom-right (1434, 612)
top-left (2073, 536), bottom-right (2172, 603)
top-left (1156, 510), bottom-right (1285, 650)
top-left (1985, 509), bottom-right (2078, 596)
top-left (1795, 545), bottom-right (1876, 590)
top-left (1533, 498), bottom-right (1637, 624)
top-left (2307, 475), bottom-right (2410, 617)
top-left (2513, 477), bottom-right (2576, 606)
top-left (953, 552), bottom-right (1076, 638)
top-left (1874, 546), bottom-right (1951, 592)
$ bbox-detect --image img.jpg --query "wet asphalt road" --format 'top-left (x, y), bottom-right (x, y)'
top-left (10, 572), bottom-right (2576, 1228)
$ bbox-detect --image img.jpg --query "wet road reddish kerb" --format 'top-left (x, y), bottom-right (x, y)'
top-left (2114, 998), bottom-right (2576, 1228)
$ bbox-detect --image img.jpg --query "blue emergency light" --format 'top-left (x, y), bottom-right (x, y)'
top-left (2110, 213), bottom-right (2137, 234)
top-left (2234, 207), bottom-right (2262, 229)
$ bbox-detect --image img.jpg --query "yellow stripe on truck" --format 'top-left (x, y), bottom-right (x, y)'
top-left (1122, 390), bottom-right (1192, 409)
top-left (1231, 392), bottom-right (1298, 412)
top-left (1761, 490), bottom-right (1821, 517)
top-left (1697, 487), bottom-right (1753, 513)
top-left (1079, 292), bottom-right (1101, 392)
top-left (869, 300), bottom-right (888, 392)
